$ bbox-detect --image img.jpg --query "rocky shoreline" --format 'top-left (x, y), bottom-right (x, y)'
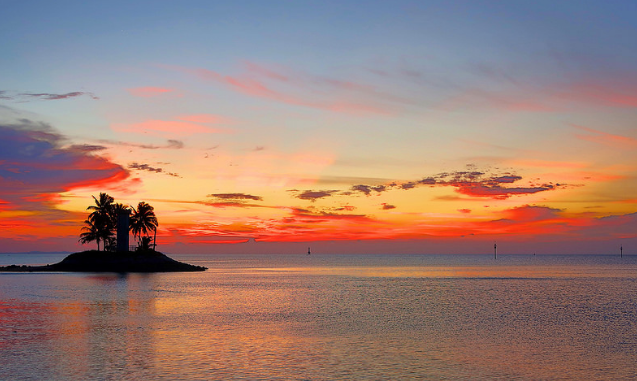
top-left (0, 250), bottom-right (207, 273)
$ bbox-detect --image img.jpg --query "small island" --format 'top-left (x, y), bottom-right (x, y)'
top-left (1, 193), bottom-right (206, 273)
top-left (1, 250), bottom-right (206, 273)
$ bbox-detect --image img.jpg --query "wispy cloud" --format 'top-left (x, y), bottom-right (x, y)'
top-left (558, 81), bottom-right (637, 108)
top-left (351, 184), bottom-right (388, 196)
top-left (112, 116), bottom-right (231, 137)
top-left (290, 207), bottom-right (373, 222)
top-left (207, 193), bottom-right (263, 201)
top-left (334, 168), bottom-right (561, 200)
top-left (97, 138), bottom-right (184, 150)
top-left (202, 201), bottom-right (264, 208)
top-left (441, 74), bottom-right (637, 113)
top-left (161, 62), bottom-right (396, 116)
top-left (128, 162), bottom-right (180, 177)
top-left (177, 114), bottom-right (229, 124)
top-left (572, 124), bottom-right (637, 148)
top-left (1, 91), bottom-right (99, 101)
top-left (67, 144), bottom-right (108, 153)
top-left (127, 87), bottom-right (174, 97)
top-left (200, 193), bottom-right (266, 208)
top-left (293, 190), bottom-right (339, 202)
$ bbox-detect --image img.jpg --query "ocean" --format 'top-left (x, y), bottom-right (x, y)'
top-left (1, 253), bottom-right (636, 380)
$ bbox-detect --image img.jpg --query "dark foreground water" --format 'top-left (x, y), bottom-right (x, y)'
top-left (1, 253), bottom-right (637, 380)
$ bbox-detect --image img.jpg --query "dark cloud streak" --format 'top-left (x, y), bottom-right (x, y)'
top-left (351, 184), bottom-right (387, 195)
top-left (129, 162), bottom-right (180, 177)
top-left (295, 190), bottom-right (339, 201)
top-left (208, 193), bottom-right (263, 201)
top-left (1, 91), bottom-right (99, 101)
top-left (97, 139), bottom-right (184, 150)
top-left (291, 167), bottom-right (564, 202)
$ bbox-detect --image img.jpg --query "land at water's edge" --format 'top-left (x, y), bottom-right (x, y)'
top-left (0, 250), bottom-right (207, 273)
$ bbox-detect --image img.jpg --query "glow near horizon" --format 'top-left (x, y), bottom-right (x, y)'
top-left (0, 1), bottom-right (636, 253)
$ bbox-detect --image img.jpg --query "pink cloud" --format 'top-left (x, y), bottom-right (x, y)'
top-left (499, 205), bottom-right (563, 222)
top-left (572, 124), bottom-right (637, 148)
top-left (447, 205), bottom-right (583, 237)
top-left (558, 82), bottom-right (637, 108)
top-left (113, 118), bottom-right (231, 137)
top-left (127, 87), bottom-right (174, 97)
top-left (0, 123), bottom-right (133, 214)
top-left (160, 63), bottom-right (393, 116)
top-left (439, 89), bottom-right (553, 112)
top-left (440, 74), bottom-right (637, 113)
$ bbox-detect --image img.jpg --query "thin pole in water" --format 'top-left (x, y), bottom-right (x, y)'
top-left (621, 245), bottom-right (623, 258)
top-left (494, 242), bottom-right (497, 259)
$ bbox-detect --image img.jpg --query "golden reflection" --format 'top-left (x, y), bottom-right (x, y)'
top-left (247, 264), bottom-right (633, 278)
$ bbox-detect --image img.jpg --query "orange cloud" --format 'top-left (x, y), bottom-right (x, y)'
top-left (539, 171), bottom-right (626, 183)
top-left (1, 123), bottom-right (131, 210)
top-left (127, 87), bottom-right (174, 97)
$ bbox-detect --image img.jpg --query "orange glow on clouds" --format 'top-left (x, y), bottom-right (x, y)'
top-left (3, 62), bottom-right (637, 253)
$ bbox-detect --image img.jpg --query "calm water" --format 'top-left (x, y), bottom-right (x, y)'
top-left (1, 253), bottom-right (637, 380)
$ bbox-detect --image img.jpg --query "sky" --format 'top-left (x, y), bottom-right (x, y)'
top-left (1, 0), bottom-right (636, 254)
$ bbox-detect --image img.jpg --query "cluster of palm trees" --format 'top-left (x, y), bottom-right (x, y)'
top-left (79, 192), bottom-right (159, 252)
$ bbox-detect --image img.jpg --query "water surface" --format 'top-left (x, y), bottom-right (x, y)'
top-left (1, 254), bottom-right (636, 380)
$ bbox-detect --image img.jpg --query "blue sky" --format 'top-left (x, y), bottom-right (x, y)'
top-left (1, 1), bottom-right (636, 253)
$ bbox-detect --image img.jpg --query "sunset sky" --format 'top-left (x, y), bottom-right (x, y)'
top-left (1, 1), bottom-right (636, 254)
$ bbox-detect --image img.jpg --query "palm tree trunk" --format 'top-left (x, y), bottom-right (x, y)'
top-left (153, 228), bottom-right (157, 251)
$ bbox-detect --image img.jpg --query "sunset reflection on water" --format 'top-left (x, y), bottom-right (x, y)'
top-left (2, 254), bottom-right (637, 379)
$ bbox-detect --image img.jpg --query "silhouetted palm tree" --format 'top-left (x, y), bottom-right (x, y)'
top-left (79, 218), bottom-right (100, 250)
top-left (130, 201), bottom-right (158, 250)
top-left (109, 203), bottom-right (130, 226)
top-left (86, 193), bottom-right (115, 251)
top-left (87, 193), bottom-right (114, 248)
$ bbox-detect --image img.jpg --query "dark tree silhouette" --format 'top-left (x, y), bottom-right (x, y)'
top-left (79, 218), bottom-right (100, 250)
top-left (79, 194), bottom-right (159, 252)
top-left (110, 203), bottom-right (130, 225)
top-left (130, 201), bottom-right (158, 250)
top-left (139, 236), bottom-right (153, 251)
top-left (86, 193), bottom-right (115, 251)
